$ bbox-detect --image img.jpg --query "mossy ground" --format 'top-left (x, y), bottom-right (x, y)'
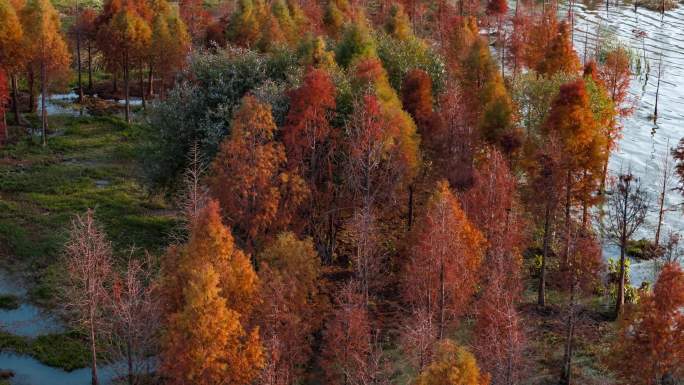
top-left (0, 113), bottom-right (177, 370)
top-left (519, 278), bottom-right (617, 385)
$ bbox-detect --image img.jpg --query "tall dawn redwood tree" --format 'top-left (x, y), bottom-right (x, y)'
top-left (109, 9), bottom-right (151, 123)
top-left (0, 0), bottom-right (24, 127)
top-left (209, 95), bottom-right (308, 248)
top-left (542, 79), bottom-right (607, 266)
top-left (161, 200), bottom-right (264, 385)
top-left (20, 0), bottom-right (69, 146)
top-left (403, 180), bottom-right (485, 339)
top-left (162, 263), bottom-right (264, 385)
top-left (463, 149), bottom-right (526, 385)
top-left (63, 210), bottom-right (113, 385)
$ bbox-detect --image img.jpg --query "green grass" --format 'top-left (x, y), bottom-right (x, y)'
top-left (31, 333), bottom-right (91, 371)
top-left (0, 115), bottom-right (177, 303)
top-left (0, 113), bottom-right (175, 371)
top-left (0, 331), bottom-right (91, 371)
top-left (0, 295), bottom-right (20, 310)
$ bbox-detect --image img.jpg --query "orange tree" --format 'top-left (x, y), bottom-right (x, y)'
top-left (20, 0), bottom-right (69, 146)
top-left (609, 263), bottom-right (684, 384)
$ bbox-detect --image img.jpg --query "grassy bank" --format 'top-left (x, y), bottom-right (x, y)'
top-left (0, 113), bottom-right (176, 371)
top-left (0, 114), bottom-right (176, 303)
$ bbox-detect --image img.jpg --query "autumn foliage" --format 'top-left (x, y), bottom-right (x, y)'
top-left (414, 339), bottom-right (490, 385)
top-left (209, 95), bottom-right (308, 245)
top-left (2, 0), bottom-right (671, 383)
top-left (610, 263), bottom-right (684, 384)
top-left (161, 200), bottom-right (263, 385)
top-left (403, 180), bottom-right (485, 338)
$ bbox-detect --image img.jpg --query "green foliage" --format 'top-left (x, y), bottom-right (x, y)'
top-left (608, 257), bottom-right (631, 283)
top-left (511, 71), bottom-right (574, 141)
top-left (0, 294), bottom-right (19, 310)
top-left (30, 333), bottom-right (91, 371)
top-left (376, 33), bottom-right (446, 95)
top-left (384, 4), bottom-right (412, 41)
top-left (143, 47), bottom-right (300, 190)
top-left (626, 238), bottom-right (657, 260)
top-left (607, 258), bottom-right (640, 304)
top-left (0, 331), bottom-right (90, 371)
top-left (334, 21), bottom-right (376, 68)
top-left (0, 116), bottom-right (175, 305)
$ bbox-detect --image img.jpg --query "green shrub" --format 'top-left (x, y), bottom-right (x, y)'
top-left (0, 295), bottom-right (20, 310)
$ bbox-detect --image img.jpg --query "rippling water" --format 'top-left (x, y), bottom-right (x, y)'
top-left (565, 1), bottom-right (684, 285)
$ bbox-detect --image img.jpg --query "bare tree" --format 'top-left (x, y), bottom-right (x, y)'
top-left (63, 210), bottom-right (113, 385)
top-left (400, 308), bottom-right (437, 372)
top-left (106, 256), bottom-right (161, 385)
top-left (180, 141), bottom-right (208, 224)
top-left (171, 141), bottom-right (208, 244)
top-left (602, 172), bottom-right (649, 318)
top-left (660, 231), bottom-right (682, 265)
top-left (654, 143), bottom-right (676, 249)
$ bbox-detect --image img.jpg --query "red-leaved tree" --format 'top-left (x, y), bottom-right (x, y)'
top-left (403, 180), bottom-right (485, 339)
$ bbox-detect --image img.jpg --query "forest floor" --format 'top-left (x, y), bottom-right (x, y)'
top-left (517, 281), bottom-right (617, 385)
top-left (0, 113), bottom-right (176, 371)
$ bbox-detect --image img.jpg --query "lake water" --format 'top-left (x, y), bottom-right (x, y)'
top-left (562, 1), bottom-right (684, 286)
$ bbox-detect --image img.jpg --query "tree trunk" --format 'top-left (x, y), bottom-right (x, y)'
top-left (438, 255), bottom-right (445, 340)
top-left (616, 234), bottom-right (627, 318)
top-left (538, 204), bottom-right (552, 306)
top-left (28, 67), bottom-right (35, 113)
top-left (40, 61), bottom-right (47, 147)
top-left (147, 63), bottom-right (153, 98)
top-left (77, 30), bottom-right (83, 102)
top-left (89, 306), bottom-right (99, 385)
top-left (563, 169), bottom-right (572, 267)
top-left (11, 75), bottom-right (20, 125)
top-left (124, 52), bottom-right (130, 123)
top-left (407, 184), bottom-right (414, 230)
top-left (139, 61), bottom-right (146, 110)
top-left (616, 184), bottom-right (629, 319)
top-left (127, 335), bottom-right (133, 385)
top-left (1, 106), bottom-right (6, 143)
top-left (560, 283), bottom-right (576, 385)
top-left (87, 43), bottom-right (93, 91)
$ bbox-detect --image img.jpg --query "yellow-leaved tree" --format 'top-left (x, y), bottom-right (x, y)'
top-left (161, 200), bottom-right (264, 385)
top-left (20, 0), bottom-right (69, 146)
top-left (414, 339), bottom-right (490, 385)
